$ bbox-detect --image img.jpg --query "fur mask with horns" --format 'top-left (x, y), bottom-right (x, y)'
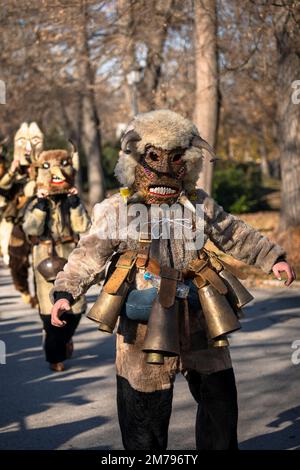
top-left (35, 144), bottom-right (78, 196)
top-left (114, 109), bottom-right (215, 205)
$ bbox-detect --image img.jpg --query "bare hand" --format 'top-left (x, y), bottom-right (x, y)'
top-left (68, 187), bottom-right (78, 195)
top-left (272, 261), bottom-right (296, 286)
top-left (10, 159), bottom-right (20, 173)
top-left (37, 188), bottom-right (49, 198)
top-left (51, 299), bottom-right (71, 327)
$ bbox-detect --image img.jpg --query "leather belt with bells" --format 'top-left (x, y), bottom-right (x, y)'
top-left (136, 230), bottom-right (151, 271)
top-left (159, 266), bottom-right (181, 309)
top-left (103, 250), bottom-right (137, 295)
top-left (189, 256), bottom-right (228, 295)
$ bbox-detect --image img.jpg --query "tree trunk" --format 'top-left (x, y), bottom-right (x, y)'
top-left (78, 0), bottom-right (105, 206)
top-left (59, 98), bottom-right (84, 196)
top-left (259, 139), bottom-right (270, 179)
top-left (117, 0), bottom-right (138, 116)
top-left (81, 90), bottom-right (105, 205)
top-left (276, 14), bottom-right (300, 228)
top-left (137, 0), bottom-right (174, 111)
top-left (193, 0), bottom-right (219, 194)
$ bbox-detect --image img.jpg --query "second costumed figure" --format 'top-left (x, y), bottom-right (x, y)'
top-left (23, 147), bottom-right (90, 371)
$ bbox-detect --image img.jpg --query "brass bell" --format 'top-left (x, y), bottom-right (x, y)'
top-left (146, 352), bottom-right (165, 365)
top-left (86, 282), bottom-right (129, 334)
top-left (210, 335), bottom-right (229, 348)
top-left (198, 284), bottom-right (241, 340)
top-left (219, 269), bottom-right (254, 308)
top-left (142, 297), bottom-right (180, 363)
top-left (37, 255), bottom-right (67, 282)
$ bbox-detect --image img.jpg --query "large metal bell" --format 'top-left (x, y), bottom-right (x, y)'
top-left (142, 297), bottom-right (180, 364)
top-left (198, 284), bottom-right (241, 340)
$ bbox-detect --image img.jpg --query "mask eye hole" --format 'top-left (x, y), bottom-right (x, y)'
top-left (148, 151), bottom-right (159, 162)
top-left (172, 153), bottom-right (182, 163)
top-left (61, 159), bottom-right (69, 167)
top-left (42, 162), bottom-right (50, 169)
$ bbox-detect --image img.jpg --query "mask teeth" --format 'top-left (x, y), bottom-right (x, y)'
top-left (149, 186), bottom-right (177, 196)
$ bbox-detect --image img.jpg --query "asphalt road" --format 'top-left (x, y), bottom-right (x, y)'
top-left (0, 262), bottom-right (300, 450)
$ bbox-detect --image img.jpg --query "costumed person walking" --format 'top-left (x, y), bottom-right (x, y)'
top-left (0, 136), bottom-right (10, 264)
top-left (23, 147), bottom-right (90, 372)
top-left (50, 110), bottom-right (295, 449)
top-left (0, 122), bottom-right (43, 304)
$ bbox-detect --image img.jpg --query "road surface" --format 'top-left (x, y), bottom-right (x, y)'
top-left (0, 263), bottom-right (300, 450)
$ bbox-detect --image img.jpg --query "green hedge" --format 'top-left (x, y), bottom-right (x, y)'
top-left (212, 161), bottom-right (268, 213)
top-left (102, 142), bottom-right (119, 189)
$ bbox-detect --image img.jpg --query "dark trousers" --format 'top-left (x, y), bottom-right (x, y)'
top-left (9, 224), bottom-right (31, 294)
top-left (117, 368), bottom-right (238, 450)
top-left (40, 313), bottom-right (81, 363)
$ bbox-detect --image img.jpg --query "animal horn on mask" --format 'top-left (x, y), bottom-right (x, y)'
top-left (68, 139), bottom-right (80, 171)
top-left (191, 136), bottom-right (218, 162)
top-left (121, 130), bottom-right (141, 154)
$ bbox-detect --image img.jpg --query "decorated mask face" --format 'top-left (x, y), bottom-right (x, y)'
top-left (36, 150), bottom-right (76, 195)
top-left (115, 110), bottom-right (217, 206)
top-left (14, 122), bottom-right (44, 166)
top-left (133, 145), bottom-right (186, 205)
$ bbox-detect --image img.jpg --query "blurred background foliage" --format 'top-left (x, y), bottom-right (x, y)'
top-left (1, 0), bottom-right (299, 267)
top-left (43, 128), bottom-right (276, 214)
top-left (212, 161), bottom-right (269, 214)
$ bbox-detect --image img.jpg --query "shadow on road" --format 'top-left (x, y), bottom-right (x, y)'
top-left (0, 416), bottom-right (110, 450)
top-left (241, 405), bottom-right (300, 450)
top-left (238, 293), bottom-right (300, 333)
top-left (0, 308), bottom-right (115, 449)
top-left (1, 276), bottom-right (300, 450)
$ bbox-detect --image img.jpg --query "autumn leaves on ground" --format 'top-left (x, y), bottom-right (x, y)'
top-left (208, 210), bottom-right (300, 287)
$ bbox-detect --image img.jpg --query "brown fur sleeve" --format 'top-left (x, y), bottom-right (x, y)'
top-left (51, 197), bottom-right (120, 301)
top-left (198, 190), bottom-right (286, 273)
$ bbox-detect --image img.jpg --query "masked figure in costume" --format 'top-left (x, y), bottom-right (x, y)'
top-left (50, 110), bottom-right (295, 449)
top-left (0, 137), bottom-right (10, 264)
top-left (0, 137), bottom-right (8, 182)
top-left (23, 147), bottom-right (90, 372)
top-left (0, 122), bottom-right (44, 304)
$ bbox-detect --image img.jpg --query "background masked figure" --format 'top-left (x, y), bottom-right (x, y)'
top-left (0, 122), bottom-right (43, 304)
top-left (23, 148), bottom-right (90, 372)
top-left (50, 110), bottom-right (295, 449)
top-left (0, 136), bottom-right (11, 264)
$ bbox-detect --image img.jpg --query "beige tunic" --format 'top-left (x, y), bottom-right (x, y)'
top-left (23, 197), bottom-right (90, 315)
top-left (0, 170), bottom-right (35, 198)
top-left (51, 190), bottom-right (285, 392)
top-left (0, 171), bottom-right (36, 228)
